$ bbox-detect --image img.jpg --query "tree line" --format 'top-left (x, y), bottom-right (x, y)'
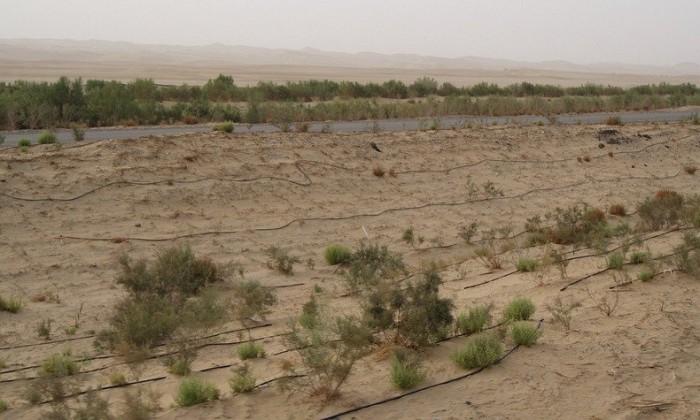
top-left (0, 75), bottom-right (697, 130)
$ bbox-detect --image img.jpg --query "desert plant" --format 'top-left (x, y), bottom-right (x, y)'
top-left (230, 279), bottom-right (277, 334)
top-left (324, 244), bottom-right (351, 265)
top-left (108, 372), bottom-right (127, 386)
top-left (586, 289), bottom-right (620, 316)
top-left (266, 246), bottom-right (301, 275)
top-left (511, 322), bottom-right (541, 346)
top-left (546, 296), bottom-right (581, 331)
top-left (213, 121), bottom-right (234, 133)
top-left (175, 378), bottom-right (220, 407)
top-left (229, 364), bottom-right (256, 393)
top-left (683, 164), bottom-right (697, 175)
top-left (604, 115), bottom-right (623, 126)
top-left (390, 350), bottom-right (426, 390)
top-left (609, 204), bottom-right (627, 216)
top-left (237, 341), bottom-right (265, 360)
top-left (503, 297), bottom-right (535, 322)
top-left (401, 227), bottom-right (424, 248)
top-left (458, 222), bottom-right (479, 243)
top-left (474, 245), bottom-right (502, 270)
top-left (121, 388), bottom-right (161, 419)
top-left (41, 350), bottom-right (79, 377)
top-left (0, 399), bottom-right (7, 412)
top-left (373, 164), bottom-right (386, 177)
top-left (637, 189), bottom-right (685, 230)
top-left (164, 357), bottom-right (191, 376)
top-left (673, 233), bottom-right (700, 274)
top-left (544, 205), bottom-right (608, 247)
top-left (344, 242), bottom-right (406, 292)
top-left (72, 126), bottom-right (85, 141)
top-left (18, 138), bottom-right (31, 147)
top-left (637, 268), bottom-right (654, 282)
top-left (38, 131), bottom-right (58, 144)
top-left (606, 252), bottom-right (625, 269)
top-left (547, 248), bottom-right (569, 278)
top-left (37, 319), bottom-right (52, 340)
top-left (0, 133), bottom-right (4, 146)
top-left (452, 333), bottom-right (503, 370)
top-left (629, 251), bottom-right (649, 264)
top-left (0, 296), bottom-right (22, 313)
top-left (455, 304), bottom-right (492, 335)
top-left (516, 257), bottom-right (539, 272)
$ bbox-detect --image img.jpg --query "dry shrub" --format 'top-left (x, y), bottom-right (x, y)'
top-left (609, 204), bottom-right (627, 216)
top-left (684, 164), bottom-right (697, 175)
top-left (373, 164), bottom-right (385, 177)
top-left (31, 290), bottom-right (60, 303)
top-left (604, 115), bottom-right (623, 126)
top-left (182, 115), bottom-right (199, 125)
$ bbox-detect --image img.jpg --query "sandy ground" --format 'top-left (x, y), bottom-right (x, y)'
top-left (0, 122), bottom-right (699, 419)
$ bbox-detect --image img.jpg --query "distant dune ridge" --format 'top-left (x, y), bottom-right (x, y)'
top-left (1, 38), bottom-right (699, 86)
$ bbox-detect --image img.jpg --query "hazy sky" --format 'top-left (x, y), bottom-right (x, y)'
top-left (1, 0), bottom-right (698, 65)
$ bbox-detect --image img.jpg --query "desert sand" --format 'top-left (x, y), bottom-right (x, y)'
top-left (0, 122), bottom-right (699, 419)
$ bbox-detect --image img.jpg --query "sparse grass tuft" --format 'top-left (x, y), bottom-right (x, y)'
top-left (0, 399), bottom-right (7, 412)
top-left (390, 351), bottom-right (426, 390)
top-left (175, 378), bottom-right (220, 407)
top-left (0, 296), bottom-right (22, 313)
top-left (452, 333), bottom-right (503, 369)
top-left (604, 115), bottom-right (623, 126)
top-left (38, 131), bottom-right (58, 144)
top-left (18, 138), bottom-right (31, 147)
top-left (511, 322), bottom-right (541, 346)
top-left (324, 244), bottom-right (351, 265)
top-left (637, 268), bottom-right (654, 282)
top-left (503, 297), bottom-right (535, 322)
top-left (41, 350), bottom-right (79, 377)
top-left (629, 251), bottom-right (649, 264)
top-left (213, 121), bottom-right (234, 133)
top-left (606, 252), bottom-right (625, 269)
top-left (108, 372), bottom-right (127, 386)
top-left (515, 257), bottom-right (539, 272)
top-left (237, 341), bottom-right (265, 360)
top-left (455, 305), bottom-right (492, 335)
top-left (229, 364), bottom-right (256, 393)
top-left (266, 246), bottom-right (301, 275)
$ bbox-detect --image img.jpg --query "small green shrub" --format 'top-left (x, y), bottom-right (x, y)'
top-left (18, 138), bottom-right (31, 147)
top-left (237, 341), bottom-right (265, 360)
top-left (0, 296), bottom-right (22, 313)
top-left (175, 378), bottom-right (220, 407)
top-left (390, 354), bottom-right (426, 390)
top-left (637, 268), bottom-right (654, 282)
top-left (72, 126), bottom-right (85, 141)
top-left (516, 257), bottom-right (539, 272)
top-left (324, 244), bottom-right (351, 265)
top-left (525, 232), bottom-right (548, 247)
top-left (266, 246), bottom-right (301, 275)
top-left (606, 252), bottom-right (625, 269)
top-left (455, 305), bottom-right (492, 335)
top-left (604, 115), bottom-right (623, 126)
top-left (0, 398), bottom-right (7, 412)
top-left (511, 322), bottom-right (541, 346)
top-left (37, 319), bottom-right (52, 340)
top-left (458, 222), bottom-right (479, 243)
top-left (637, 190), bottom-right (685, 230)
top-left (41, 350), bottom-right (79, 377)
top-left (108, 372), bottom-right (127, 386)
top-left (38, 131), bottom-right (58, 144)
top-left (344, 241), bottom-right (406, 291)
top-left (229, 365), bottom-right (256, 393)
top-left (213, 121), bottom-right (234, 133)
top-left (166, 357), bottom-right (191, 376)
top-left (503, 297), bottom-right (535, 322)
top-left (629, 251), bottom-right (649, 264)
top-left (452, 333), bottom-right (503, 369)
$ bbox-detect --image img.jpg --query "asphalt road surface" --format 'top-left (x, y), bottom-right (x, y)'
top-left (1, 108), bottom-right (698, 147)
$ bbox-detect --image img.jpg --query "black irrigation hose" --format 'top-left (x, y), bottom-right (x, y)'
top-left (37, 375), bottom-right (168, 406)
top-left (0, 333), bottom-right (97, 351)
top-left (322, 319), bottom-right (544, 420)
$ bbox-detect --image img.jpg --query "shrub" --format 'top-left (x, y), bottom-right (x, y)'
top-left (345, 242), bottom-right (406, 291)
top-left (37, 319), bottom-right (52, 340)
top-left (458, 222), bottom-right (479, 243)
top-left (609, 204), bottom-right (627, 216)
top-left (266, 246), bottom-right (301, 275)
top-left (455, 305), bottom-right (492, 335)
top-left (0, 296), bottom-right (22, 313)
top-left (38, 131), bottom-right (57, 144)
top-left (452, 333), bottom-right (503, 369)
top-left (544, 205), bottom-right (608, 246)
top-left (175, 378), bottom-right (220, 407)
top-left (237, 341), bottom-right (265, 360)
top-left (604, 115), bottom-right (623, 126)
top-left (18, 138), bottom-right (31, 147)
top-left (41, 351), bottom-right (79, 377)
top-left (516, 257), bottom-right (539, 272)
top-left (606, 252), bottom-right (625, 269)
top-left (637, 190), bottom-right (685, 230)
top-left (72, 126), bottom-right (85, 141)
top-left (673, 233), bottom-right (700, 274)
top-left (165, 357), bottom-right (191, 376)
top-left (0, 399), bottom-right (7, 412)
top-left (229, 364), bottom-right (256, 393)
top-left (474, 246), bottom-right (502, 270)
top-left (213, 121), bottom-right (234, 133)
top-left (637, 268), bottom-right (654, 282)
top-left (629, 251), bottom-right (649, 264)
top-left (683, 164), bottom-right (697, 175)
top-left (324, 244), bottom-right (351, 265)
top-left (511, 322), bottom-right (541, 346)
top-left (390, 352), bottom-right (426, 390)
top-left (108, 372), bottom-right (127, 386)
top-left (545, 296), bottom-right (581, 331)
top-left (372, 164), bottom-right (386, 177)
top-left (0, 133), bottom-right (4, 146)
top-left (503, 297), bottom-right (535, 322)
top-left (230, 279), bottom-right (277, 331)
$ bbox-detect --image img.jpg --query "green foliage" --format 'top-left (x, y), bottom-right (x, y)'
top-left (324, 244), bottom-right (351, 265)
top-left (165, 357), bottom-right (191, 376)
top-left (108, 372), bottom-right (127, 386)
top-left (72, 126), bottom-right (85, 141)
top-left (637, 268), bottom-right (654, 282)
top-left (390, 350), bottom-right (426, 390)
top-left (229, 364), bottom-right (256, 393)
top-left (637, 190), bottom-right (685, 230)
top-left (213, 121), bottom-right (234, 133)
top-left (230, 279), bottom-right (277, 328)
top-left (673, 233), bottom-right (700, 274)
top-left (606, 252), bottom-right (625, 269)
top-left (41, 350), bottom-right (79, 377)
top-left (503, 297), bottom-right (536, 322)
top-left (0, 296), bottom-right (22, 313)
top-left (458, 222), bottom-right (479, 243)
top-left (546, 297), bottom-right (581, 331)
top-left (121, 389), bottom-right (160, 419)
top-left (37, 319), bottom-right (52, 340)
top-left (455, 305), bottom-right (492, 335)
top-left (237, 342), bottom-right (265, 360)
top-left (629, 251), bottom-right (649, 264)
top-left (266, 246), bottom-right (301, 275)
top-left (18, 138), bottom-right (31, 147)
top-left (452, 333), bottom-right (503, 369)
top-left (38, 131), bottom-right (58, 144)
top-left (0, 399), bottom-right (7, 412)
top-left (345, 242), bottom-right (406, 291)
top-left (544, 205), bottom-right (608, 246)
top-left (284, 309), bottom-right (373, 400)
top-left (516, 257), bottom-right (539, 272)
top-left (511, 322), bottom-right (542, 346)
top-left (175, 378), bottom-right (220, 407)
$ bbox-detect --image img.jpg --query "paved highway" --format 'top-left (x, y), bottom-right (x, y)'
top-left (1, 108), bottom-right (698, 147)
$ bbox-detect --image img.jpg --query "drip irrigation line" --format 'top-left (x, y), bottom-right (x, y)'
top-left (0, 334), bottom-right (97, 351)
top-left (37, 375), bottom-right (167, 406)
